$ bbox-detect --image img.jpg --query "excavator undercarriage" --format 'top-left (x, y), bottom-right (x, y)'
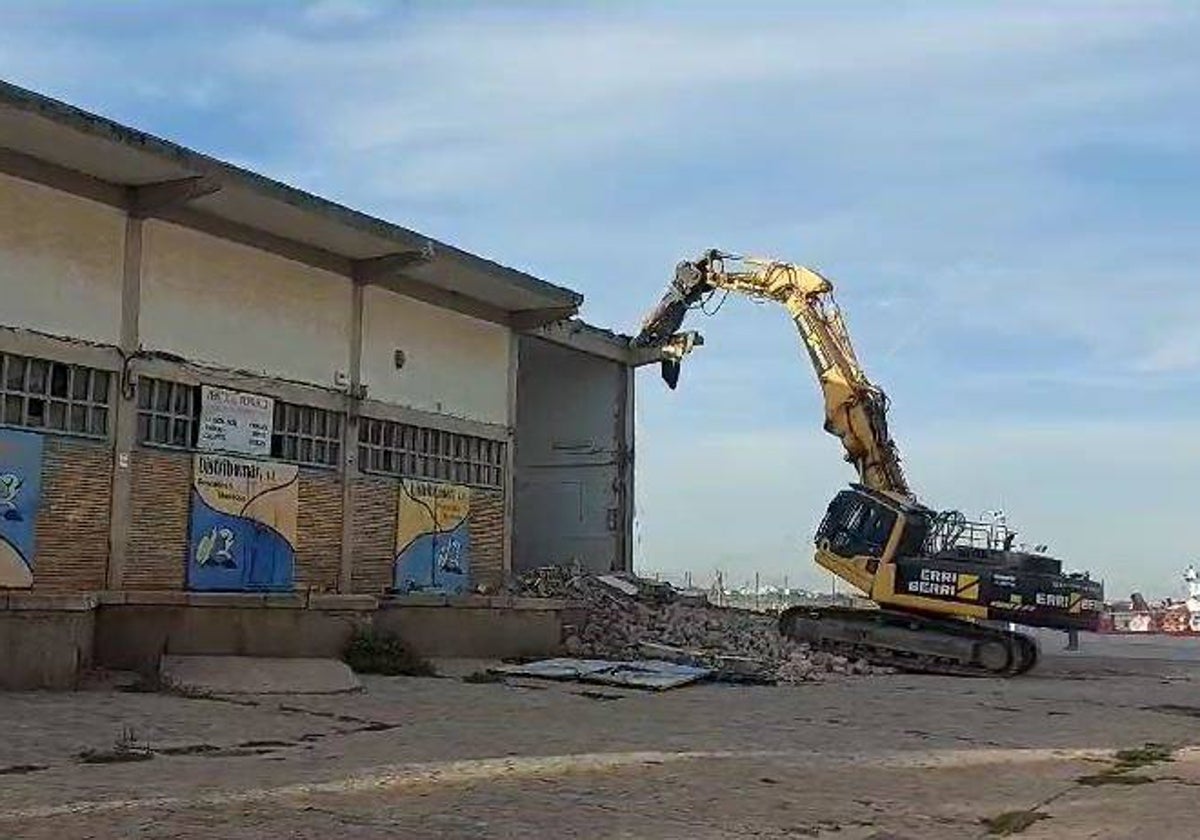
top-left (779, 606), bottom-right (1041, 677)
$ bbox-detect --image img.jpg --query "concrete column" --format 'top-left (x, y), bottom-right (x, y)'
top-left (105, 216), bottom-right (143, 589)
top-left (502, 330), bottom-right (519, 579)
top-left (618, 363), bottom-right (636, 573)
top-left (338, 279), bottom-right (365, 592)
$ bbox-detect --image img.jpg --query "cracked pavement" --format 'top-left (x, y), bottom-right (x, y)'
top-left (2, 636), bottom-right (1200, 838)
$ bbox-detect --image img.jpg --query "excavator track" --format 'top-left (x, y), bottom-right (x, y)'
top-left (779, 606), bottom-right (1039, 677)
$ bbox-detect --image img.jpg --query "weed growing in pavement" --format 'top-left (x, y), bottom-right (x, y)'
top-left (77, 726), bottom-right (153, 764)
top-left (343, 629), bottom-right (436, 676)
top-left (980, 810), bottom-right (1048, 836)
top-left (1076, 742), bottom-right (1176, 786)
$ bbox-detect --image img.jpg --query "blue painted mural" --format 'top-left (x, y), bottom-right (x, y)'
top-left (188, 453), bottom-right (298, 592)
top-left (0, 429), bottom-right (43, 589)
top-left (393, 479), bottom-right (472, 594)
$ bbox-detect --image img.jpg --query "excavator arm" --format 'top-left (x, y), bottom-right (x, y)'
top-left (633, 249), bottom-right (910, 498)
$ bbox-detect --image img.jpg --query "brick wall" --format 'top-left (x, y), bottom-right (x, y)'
top-left (469, 488), bottom-right (505, 590)
top-left (124, 448), bottom-right (190, 590)
top-left (116, 456), bottom-right (508, 596)
top-left (32, 437), bottom-right (113, 592)
top-left (296, 469), bottom-right (342, 592)
top-left (350, 474), bottom-right (397, 595)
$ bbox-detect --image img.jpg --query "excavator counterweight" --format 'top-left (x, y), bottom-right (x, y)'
top-left (634, 250), bottom-right (1103, 676)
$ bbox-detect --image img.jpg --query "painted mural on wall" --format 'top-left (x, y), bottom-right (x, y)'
top-left (0, 429), bottom-right (42, 589)
top-left (394, 480), bottom-right (471, 594)
top-left (188, 453), bottom-right (298, 592)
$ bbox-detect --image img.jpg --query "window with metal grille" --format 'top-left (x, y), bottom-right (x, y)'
top-left (358, 417), bottom-right (504, 487)
top-left (136, 377), bottom-right (197, 449)
top-left (271, 402), bottom-right (342, 468)
top-left (0, 352), bottom-right (112, 438)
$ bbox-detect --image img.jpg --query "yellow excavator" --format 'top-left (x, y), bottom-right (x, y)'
top-left (633, 250), bottom-right (1102, 676)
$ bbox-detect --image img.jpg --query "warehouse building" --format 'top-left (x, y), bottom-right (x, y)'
top-left (0, 81), bottom-right (646, 684)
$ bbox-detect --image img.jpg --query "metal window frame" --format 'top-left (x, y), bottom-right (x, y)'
top-left (135, 377), bottom-right (198, 450)
top-left (0, 350), bottom-right (112, 440)
top-left (271, 401), bottom-right (342, 469)
top-left (357, 416), bottom-right (505, 488)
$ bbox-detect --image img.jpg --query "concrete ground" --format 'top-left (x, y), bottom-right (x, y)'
top-left (2, 632), bottom-right (1200, 839)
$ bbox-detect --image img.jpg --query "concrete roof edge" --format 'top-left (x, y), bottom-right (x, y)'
top-left (524, 318), bottom-right (642, 364)
top-left (0, 79), bottom-right (583, 310)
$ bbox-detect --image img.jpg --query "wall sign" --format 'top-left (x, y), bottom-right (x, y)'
top-left (197, 385), bottom-right (274, 457)
top-left (0, 429), bottom-right (42, 589)
top-left (188, 453), bottom-right (297, 592)
top-left (394, 479), bottom-right (471, 594)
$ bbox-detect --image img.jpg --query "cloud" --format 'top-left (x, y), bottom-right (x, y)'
top-left (302, 0), bottom-right (381, 27)
top-left (213, 3), bottom-right (1176, 202)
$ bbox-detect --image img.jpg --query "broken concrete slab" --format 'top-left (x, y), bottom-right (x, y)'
top-left (160, 656), bottom-right (361, 695)
top-left (490, 657), bottom-right (711, 691)
top-left (596, 575), bottom-right (640, 597)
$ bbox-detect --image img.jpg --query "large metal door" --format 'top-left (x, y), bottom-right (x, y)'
top-left (513, 337), bottom-right (631, 573)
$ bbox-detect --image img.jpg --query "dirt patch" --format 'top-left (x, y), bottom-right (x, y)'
top-left (1077, 773), bottom-right (1153, 787)
top-left (78, 747), bottom-right (153, 765)
top-left (1147, 704), bottom-right (1200, 719)
top-left (461, 670), bottom-right (504, 684)
top-left (77, 728), bottom-right (154, 765)
top-left (275, 703), bottom-right (399, 734)
top-left (156, 743), bottom-right (222, 757)
top-left (236, 740), bottom-right (294, 749)
top-left (0, 764), bottom-right (47, 775)
top-left (980, 810), bottom-right (1048, 835)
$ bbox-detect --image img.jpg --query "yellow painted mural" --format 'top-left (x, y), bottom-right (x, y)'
top-left (394, 479), bottom-right (471, 594)
top-left (189, 453), bottom-right (298, 591)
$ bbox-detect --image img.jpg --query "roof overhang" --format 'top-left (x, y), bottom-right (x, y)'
top-left (0, 80), bottom-right (582, 327)
top-left (526, 318), bottom-right (664, 367)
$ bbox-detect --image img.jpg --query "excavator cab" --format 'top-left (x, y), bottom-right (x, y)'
top-left (813, 486), bottom-right (919, 597)
top-left (813, 485), bottom-right (1103, 634)
top-left (816, 488), bottom-right (899, 569)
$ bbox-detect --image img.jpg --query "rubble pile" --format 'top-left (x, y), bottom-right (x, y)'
top-left (514, 567), bottom-right (886, 683)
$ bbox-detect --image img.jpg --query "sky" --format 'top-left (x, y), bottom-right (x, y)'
top-left (1, 1), bottom-right (1198, 598)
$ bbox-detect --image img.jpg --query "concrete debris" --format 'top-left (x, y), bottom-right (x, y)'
top-left (514, 567), bottom-right (889, 683)
top-left (596, 574), bottom-right (641, 597)
top-left (638, 642), bottom-right (773, 684)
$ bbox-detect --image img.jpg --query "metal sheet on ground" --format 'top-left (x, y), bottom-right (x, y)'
top-left (492, 658), bottom-right (711, 690)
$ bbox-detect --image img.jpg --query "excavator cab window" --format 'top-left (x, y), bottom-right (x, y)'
top-left (817, 490), bottom-right (897, 565)
top-left (894, 512), bottom-right (930, 560)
